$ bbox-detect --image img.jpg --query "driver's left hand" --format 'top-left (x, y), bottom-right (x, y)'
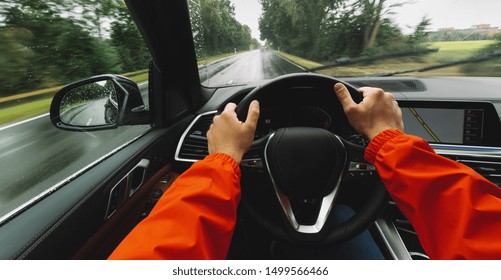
top-left (207, 100), bottom-right (260, 164)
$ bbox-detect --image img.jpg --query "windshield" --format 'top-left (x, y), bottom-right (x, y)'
top-left (189, 0), bottom-right (501, 87)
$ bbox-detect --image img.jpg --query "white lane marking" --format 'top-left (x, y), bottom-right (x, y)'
top-left (0, 113), bottom-right (50, 132)
top-left (86, 118), bottom-right (93, 126)
top-left (273, 52), bottom-right (306, 70)
top-left (0, 140), bottom-right (38, 158)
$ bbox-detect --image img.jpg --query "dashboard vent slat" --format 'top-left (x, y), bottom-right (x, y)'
top-left (456, 159), bottom-right (501, 187)
top-left (176, 112), bottom-right (216, 162)
top-left (441, 156), bottom-right (501, 187)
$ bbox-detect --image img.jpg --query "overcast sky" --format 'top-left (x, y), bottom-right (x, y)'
top-left (231, 0), bottom-right (501, 39)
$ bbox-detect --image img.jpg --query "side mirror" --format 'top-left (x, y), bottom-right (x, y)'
top-left (50, 74), bottom-right (150, 131)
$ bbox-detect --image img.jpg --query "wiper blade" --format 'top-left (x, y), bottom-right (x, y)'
top-left (305, 48), bottom-right (439, 72)
top-left (367, 50), bottom-right (501, 77)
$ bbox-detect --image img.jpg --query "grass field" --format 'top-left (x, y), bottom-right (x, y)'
top-left (427, 40), bottom-right (496, 62)
top-left (276, 40), bottom-right (498, 77)
top-left (0, 98), bottom-right (53, 125)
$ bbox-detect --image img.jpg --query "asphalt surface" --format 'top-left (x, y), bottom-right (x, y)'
top-left (0, 50), bottom-right (302, 219)
top-left (60, 97), bottom-right (110, 126)
top-left (200, 49), bottom-right (304, 86)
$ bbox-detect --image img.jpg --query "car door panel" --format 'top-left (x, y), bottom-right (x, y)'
top-left (0, 116), bottom-right (194, 259)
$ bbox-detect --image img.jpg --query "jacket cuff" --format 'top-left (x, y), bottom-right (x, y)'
top-left (204, 153), bottom-right (241, 177)
top-left (364, 129), bottom-right (405, 164)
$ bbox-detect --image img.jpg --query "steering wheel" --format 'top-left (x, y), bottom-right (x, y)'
top-left (236, 73), bottom-right (388, 245)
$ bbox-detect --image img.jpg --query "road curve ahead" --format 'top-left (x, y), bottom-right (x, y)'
top-left (200, 49), bottom-right (304, 86)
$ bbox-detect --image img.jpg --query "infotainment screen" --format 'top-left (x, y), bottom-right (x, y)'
top-left (401, 107), bottom-right (484, 145)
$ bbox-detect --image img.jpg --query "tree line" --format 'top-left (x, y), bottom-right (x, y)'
top-left (189, 0), bottom-right (257, 60)
top-left (0, 0), bottom-right (258, 97)
top-left (0, 0), bottom-right (151, 96)
top-left (259, 0), bottom-right (431, 62)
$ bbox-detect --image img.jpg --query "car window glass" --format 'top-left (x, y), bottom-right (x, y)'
top-left (189, 0), bottom-right (501, 88)
top-left (0, 0), bottom-right (151, 220)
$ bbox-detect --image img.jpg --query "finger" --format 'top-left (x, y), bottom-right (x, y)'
top-left (359, 87), bottom-right (384, 98)
top-left (244, 100), bottom-right (260, 129)
top-left (223, 102), bottom-right (238, 114)
top-left (334, 83), bottom-right (357, 109)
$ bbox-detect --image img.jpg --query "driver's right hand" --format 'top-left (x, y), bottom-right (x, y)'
top-left (334, 83), bottom-right (404, 140)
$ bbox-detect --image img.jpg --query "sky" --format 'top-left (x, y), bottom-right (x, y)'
top-left (230, 0), bottom-right (501, 39)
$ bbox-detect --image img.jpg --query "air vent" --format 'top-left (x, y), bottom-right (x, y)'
top-left (175, 111), bottom-right (217, 162)
top-left (442, 156), bottom-right (501, 187)
top-left (350, 79), bottom-right (426, 92)
top-left (456, 158), bottom-right (501, 187)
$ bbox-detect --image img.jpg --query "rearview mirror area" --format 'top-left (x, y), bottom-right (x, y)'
top-left (50, 75), bottom-right (150, 131)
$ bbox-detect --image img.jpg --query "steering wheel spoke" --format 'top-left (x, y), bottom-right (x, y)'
top-left (241, 133), bottom-right (271, 170)
top-left (342, 139), bottom-right (378, 182)
top-left (273, 180), bottom-right (341, 234)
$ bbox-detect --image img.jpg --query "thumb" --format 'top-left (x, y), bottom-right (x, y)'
top-left (334, 83), bottom-right (356, 110)
top-left (244, 100), bottom-right (260, 129)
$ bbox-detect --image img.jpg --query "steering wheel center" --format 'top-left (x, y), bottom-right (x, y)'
top-left (265, 127), bottom-right (346, 199)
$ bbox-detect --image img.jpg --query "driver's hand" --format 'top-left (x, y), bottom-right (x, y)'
top-left (334, 83), bottom-right (404, 140)
top-left (207, 100), bottom-right (260, 164)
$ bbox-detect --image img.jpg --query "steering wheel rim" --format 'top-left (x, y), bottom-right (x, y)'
top-left (236, 73), bottom-right (388, 245)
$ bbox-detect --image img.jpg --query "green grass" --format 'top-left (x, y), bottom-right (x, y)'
top-left (274, 51), bottom-right (324, 69)
top-left (0, 97), bottom-right (52, 125)
top-left (198, 51), bottom-right (245, 65)
top-left (426, 40), bottom-right (496, 62)
top-left (317, 40), bottom-right (498, 77)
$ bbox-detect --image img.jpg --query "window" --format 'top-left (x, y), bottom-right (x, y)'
top-left (0, 1), bottom-right (151, 220)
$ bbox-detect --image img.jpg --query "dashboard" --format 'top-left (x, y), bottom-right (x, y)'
top-left (255, 106), bottom-right (332, 138)
top-left (250, 90), bottom-right (501, 147)
top-left (250, 85), bottom-right (360, 142)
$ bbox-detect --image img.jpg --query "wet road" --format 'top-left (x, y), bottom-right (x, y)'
top-left (0, 50), bottom-right (302, 219)
top-left (200, 49), bottom-right (304, 86)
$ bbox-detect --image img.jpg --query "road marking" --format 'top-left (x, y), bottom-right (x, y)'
top-left (0, 140), bottom-right (38, 158)
top-left (86, 118), bottom-right (93, 126)
top-left (273, 52), bottom-right (306, 70)
top-left (0, 113), bottom-right (50, 132)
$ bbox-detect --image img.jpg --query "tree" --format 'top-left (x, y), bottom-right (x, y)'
top-left (109, 3), bottom-right (150, 71)
top-left (0, 0), bottom-right (125, 95)
top-left (68, 0), bottom-right (120, 39)
top-left (359, 0), bottom-right (386, 50)
top-left (259, 0), bottom-right (410, 61)
top-left (407, 16), bottom-right (431, 48)
top-left (0, 27), bottom-right (36, 95)
top-left (198, 0), bottom-right (253, 55)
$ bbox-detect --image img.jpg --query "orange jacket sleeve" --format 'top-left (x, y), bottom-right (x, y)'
top-left (108, 153), bottom-right (241, 260)
top-left (365, 129), bottom-right (501, 259)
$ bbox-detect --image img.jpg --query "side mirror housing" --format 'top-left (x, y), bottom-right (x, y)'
top-left (50, 74), bottom-right (150, 131)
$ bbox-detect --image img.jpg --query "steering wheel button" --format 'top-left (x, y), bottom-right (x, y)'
top-left (349, 162), bottom-right (375, 172)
